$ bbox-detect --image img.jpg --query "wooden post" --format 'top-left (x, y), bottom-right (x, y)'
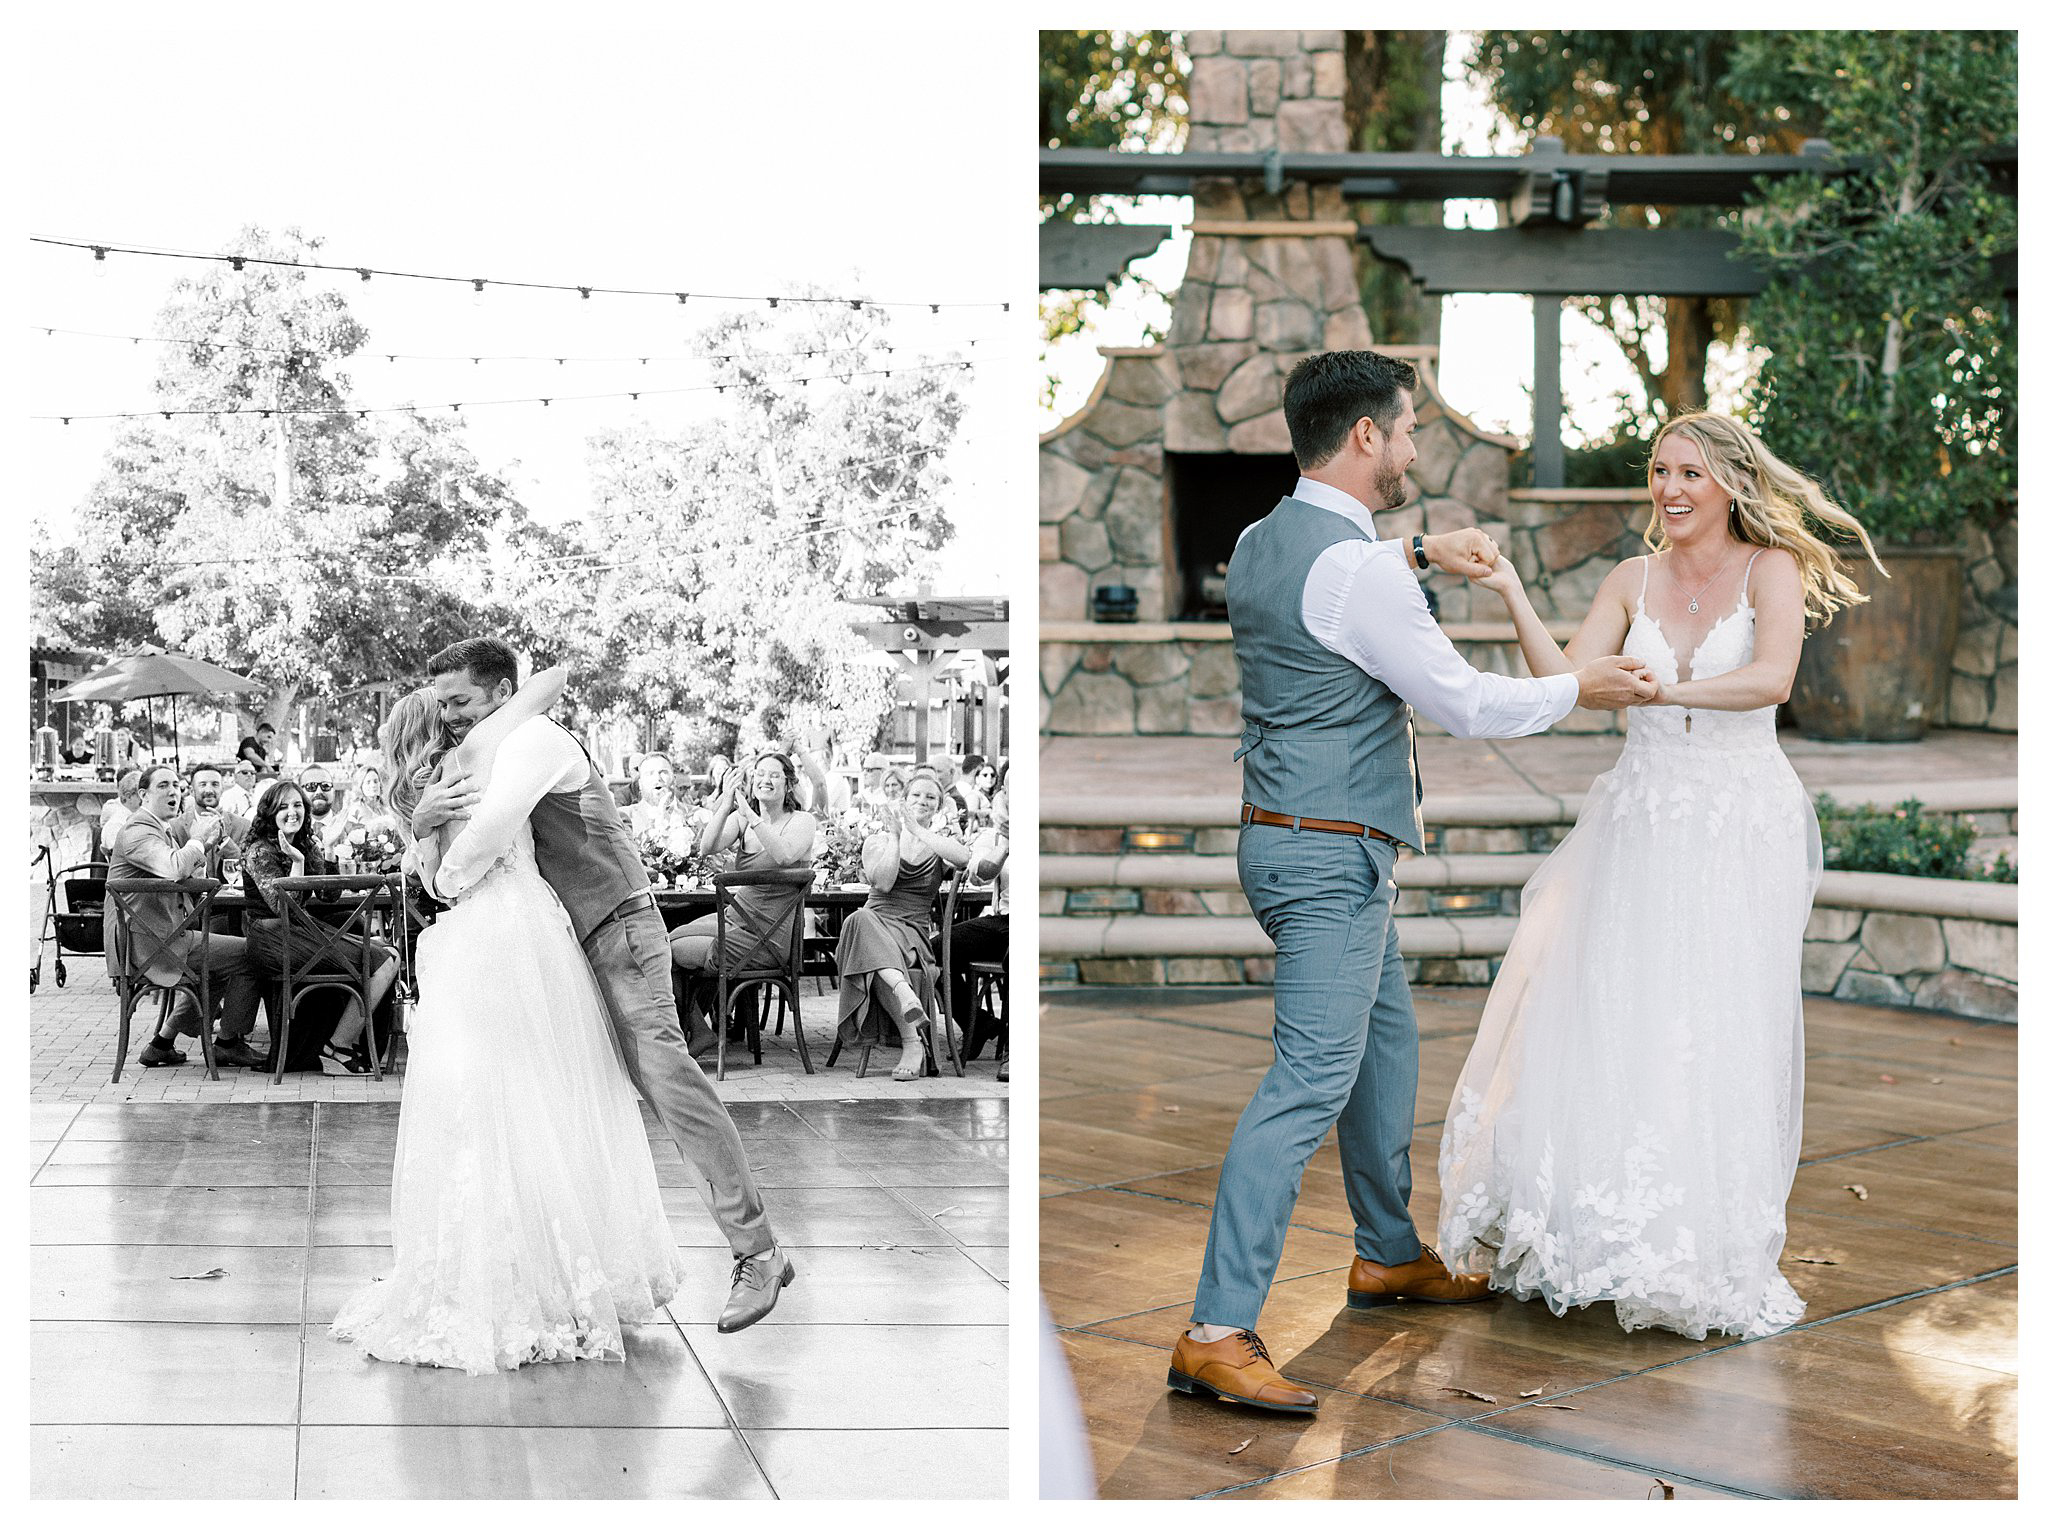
top-left (1533, 294), bottom-right (1564, 489)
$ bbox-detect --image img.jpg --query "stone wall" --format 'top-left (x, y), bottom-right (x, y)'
top-left (1801, 906), bottom-right (2017, 1021)
top-left (1949, 514), bottom-right (2018, 730)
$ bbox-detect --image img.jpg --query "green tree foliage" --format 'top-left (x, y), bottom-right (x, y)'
top-left (1345, 31), bottom-right (1446, 347)
top-left (540, 298), bottom-right (965, 766)
top-left (1729, 31), bottom-right (2015, 544)
top-left (31, 227), bottom-right (544, 732)
top-left (1467, 32), bottom-right (1812, 433)
top-left (1039, 30), bottom-right (1187, 361)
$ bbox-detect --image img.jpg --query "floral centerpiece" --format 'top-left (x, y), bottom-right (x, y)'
top-left (336, 821), bottom-right (406, 874)
top-left (815, 807), bottom-right (883, 887)
top-left (636, 827), bottom-right (693, 888)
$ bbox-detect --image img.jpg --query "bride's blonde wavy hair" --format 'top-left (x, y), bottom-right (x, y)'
top-left (379, 688), bottom-right (448, 837)
top-left (1645, 412), bottom-right (1887, 627)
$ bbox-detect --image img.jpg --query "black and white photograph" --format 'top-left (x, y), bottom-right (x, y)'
top-left (27, 12), bottom-right (1024, 1500)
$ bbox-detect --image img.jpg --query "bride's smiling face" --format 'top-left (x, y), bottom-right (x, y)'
top-left (1650, 435), bottom-right (1735, 546)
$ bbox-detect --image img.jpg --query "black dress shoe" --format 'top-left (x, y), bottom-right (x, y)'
top-left (138, 1040), bottom-right (186, 1067)
top-left (212, 1040), bottom-right (263, 1067)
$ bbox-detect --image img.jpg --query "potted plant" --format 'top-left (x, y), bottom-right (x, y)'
top-left (1731, 32), bottom-right (2015, 740)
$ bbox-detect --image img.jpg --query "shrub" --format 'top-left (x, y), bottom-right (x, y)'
top-left (1814, 794), bottom-right (2015, 882)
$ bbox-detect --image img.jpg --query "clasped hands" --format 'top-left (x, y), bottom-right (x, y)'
top-left (1421, 527), bottom-right (1660, 711)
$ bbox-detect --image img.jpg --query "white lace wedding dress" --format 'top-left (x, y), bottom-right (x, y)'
top-left (330, 822), bottom-right (683, 1373)
top-left (1438, 555), bottom-right (1819, 1339)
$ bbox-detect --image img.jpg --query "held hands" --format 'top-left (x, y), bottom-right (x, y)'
top-left (1574, 654), bottom-right (1661, 710)
top-left (1468, 552), bottom-right (1524, 597)
top-left (1420, 527), bottom-right (1500, 580)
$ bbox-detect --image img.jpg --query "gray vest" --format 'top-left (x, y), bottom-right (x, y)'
top-left (1228, 496), bottom-right (1424, 849)
top-left (528, 729), bottom-right (650, 942)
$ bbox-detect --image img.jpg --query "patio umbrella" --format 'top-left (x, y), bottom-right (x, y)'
top-left (50, 647), bottom-right (265, 771)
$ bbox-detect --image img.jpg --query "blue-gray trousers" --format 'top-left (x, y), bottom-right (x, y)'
top-left (1192, 824), bottom-right (1424, 1331)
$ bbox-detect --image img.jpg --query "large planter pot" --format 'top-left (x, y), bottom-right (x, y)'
top-left (1791, 548), bottom-right (1963, 741)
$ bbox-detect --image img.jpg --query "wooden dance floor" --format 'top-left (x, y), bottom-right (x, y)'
top-left (1042, 986), bottom-right (2016, 1500)
top-left (32, 1097), bottom-right (1008, 1499)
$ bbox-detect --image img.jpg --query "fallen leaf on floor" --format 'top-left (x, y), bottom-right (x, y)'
top-left (1878, 1074), bottom-right (1897, 1084)
top-left (1844, 1183), bottom-right (1869, 1200)
top-left (1163, 1105), bottom-right (1181, 1113)
top-left (1519, 1387), bottom-right (1546, 1398)
top-left (1793, 1254), bottom-right (1840, 1266)
top-left (1649, 1478), bottom-right (1676, 1499)
top-left (1949, 1037), bottom-right (1965, 1047)
top-left (930, 1205), bottom-right (961, 1218)
top-left (1532, 1402), bottom-right (1579, 1411)
top-left (1228, 1438), bottom-right (1254, 1456)
top-left (1928, 1077), bottom-right (1943, 1085)
top-left (171, 1268), bottom-right (228, 1280)
top-left (1444, 1386), bottom-right (1498, 1404)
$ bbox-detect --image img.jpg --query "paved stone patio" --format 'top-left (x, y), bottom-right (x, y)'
top-left (32, 1092), bottom-right (1009, 1499)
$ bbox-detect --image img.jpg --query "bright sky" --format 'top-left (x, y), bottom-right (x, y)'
top-left (1039, 31), bottom-right (1748, 441)
top-left (24, 18), bottom-right (1032, 588)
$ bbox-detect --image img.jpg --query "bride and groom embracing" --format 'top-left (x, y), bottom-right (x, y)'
top-left (1168, 350), bottom-right (1882, 1413)
top-left (328, 638), bottom-right (792, 1373)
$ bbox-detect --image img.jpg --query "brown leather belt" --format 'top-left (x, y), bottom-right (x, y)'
top-left (588, 887), bottom-right (660, 938)
top-left (1241, 803), bottom-right (1397, 843)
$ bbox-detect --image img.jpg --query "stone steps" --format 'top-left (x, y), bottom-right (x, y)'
top-left (1038, 777), bottom-right (2019, 1019)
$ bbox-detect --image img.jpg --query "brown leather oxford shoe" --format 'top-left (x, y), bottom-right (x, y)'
top-left (1166, 1328), bottom-right (1318, 1414)
top-left (1347, 1246), bottom-right (1497, 1309)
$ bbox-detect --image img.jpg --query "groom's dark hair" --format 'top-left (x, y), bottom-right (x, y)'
top-left (1283, 350), bottom-right (1418, 472)
top-left (427, 636), bottom-right (520, 694)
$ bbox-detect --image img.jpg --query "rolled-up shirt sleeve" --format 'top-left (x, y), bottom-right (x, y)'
top-left (1304, 540), bottom-right (1579, 739)
top-left (432, 718), bottom-right (587, 900)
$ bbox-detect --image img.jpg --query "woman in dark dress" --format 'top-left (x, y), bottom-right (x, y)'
top-left (834, 769), bottom-right (972, 1081)
top-left (242, 781), bottom-right (401, 1074)
top-left (669, 752), bottom-right (819, 1058)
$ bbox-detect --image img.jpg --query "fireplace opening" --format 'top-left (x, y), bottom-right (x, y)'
top-left (1165, 452), bottom-right (1302, 620)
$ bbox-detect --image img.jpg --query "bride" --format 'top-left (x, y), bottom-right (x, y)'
top-left (330, 666), bottom-right (683, 1373)
top-left (1437, 412), bottom-right (1882, 1340)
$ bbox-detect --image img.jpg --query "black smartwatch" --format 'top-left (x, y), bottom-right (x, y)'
top-left (1411, 534), bottom-right (1429, 570)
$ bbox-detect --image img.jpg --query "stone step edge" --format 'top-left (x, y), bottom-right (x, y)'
top-left (1041, 776), bottom-right (2018, 829)
top-left (1044, 852), bottom-right (1547, 890)
top-left (1042, 862), bottom-right (2016, 923)
top-left (1043, 869), bottom-right (2016, 959)
top-left (1042, 914), bottom-right (1517, 960)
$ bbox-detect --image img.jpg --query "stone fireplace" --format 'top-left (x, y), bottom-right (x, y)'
top-left (1040, 29), bottom-right (2014, 736)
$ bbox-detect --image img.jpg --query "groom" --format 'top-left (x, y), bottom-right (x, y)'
top-left (1167, 351), bottom-right (1657, 1414)
top-left (410, 637), bottom-right (792, 1333)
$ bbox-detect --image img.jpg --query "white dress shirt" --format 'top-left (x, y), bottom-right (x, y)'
top-left (1266, 476), bottom-right (1578, 739)
top-left (432, 716), bottom-right (589, 901)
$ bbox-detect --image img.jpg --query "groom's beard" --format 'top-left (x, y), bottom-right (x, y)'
top-left (1374, 460), bottom-right (1410, 510)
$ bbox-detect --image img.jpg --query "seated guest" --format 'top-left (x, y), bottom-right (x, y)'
top-left (60, 729), bottom-right (96, 767)
top-left (293, 764), bottom-right (340, 852)
top-left (948, 789), bottom-right (1010, 1071)
top-left (874, 767), bottom-right (909, 808)
top-left (964, 759), bottom-right (1002, 827)
top-left (322, 762), bottom-right (404, 859)
top-left (834, 769), bottom-right (972, 1081)
top-left (629, 752), bottom-right (696, 855)
top-left (176, 765), bottom-right (254, 870)
top-left (103, 764), bottom-right (266, 1069)
top-left (854, 751), bottom-right (892, 805)
top-left (97, 768), bottom-right (143, 857)
top-left (241, 780), bottom-right (400, 1074)
top-left (670, 752), bottom-right (818, 1059)
top-left (219, 758), bottom-right (261, 819)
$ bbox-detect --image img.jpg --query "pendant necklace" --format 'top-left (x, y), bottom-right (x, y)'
top-left (1673, 548), bottom-right (1738, 615)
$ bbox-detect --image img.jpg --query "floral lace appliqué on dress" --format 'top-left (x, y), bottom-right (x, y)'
top-left (1436, 581), bottom-right (1818, 1340)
